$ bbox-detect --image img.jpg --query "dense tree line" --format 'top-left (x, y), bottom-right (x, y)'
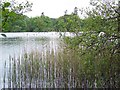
top-left (0, 0), bottom-right (83, 32)
top-left (1, 2), bottom-right (82, 32)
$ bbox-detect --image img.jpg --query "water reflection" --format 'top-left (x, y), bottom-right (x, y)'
top-left (0, 37), bottom-right (23, 45)
top-left (0, 32), bottom-right (61, 89)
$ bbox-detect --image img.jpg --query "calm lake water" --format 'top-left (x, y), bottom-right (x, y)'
top-left (0, 32), bottom-right (73, 89)
top-left (0, 32), bottom-right (74, 88)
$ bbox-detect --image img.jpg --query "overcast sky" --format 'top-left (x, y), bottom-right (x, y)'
top-left (21, 0), bottom-right (90, 18)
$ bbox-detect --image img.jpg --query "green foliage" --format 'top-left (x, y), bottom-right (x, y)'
top-left (2, 11), bottom-right (55, 32)
top-left (3, 2), bottom-right (10, 7)
top-left (82, 16), bottom-right (103, 32)
top-left (24, 16), bottom-right (54, 32)
top-left (55, 14), bottom-right (81, 32)
top-left (34, 16), bottom-right (53, 32)
top-left (1, 0), bottom-right (32, 32)
top-left (2, 14), bottom-right (29, 32)
top-left (63, 0), bottom-right (120, 88)
top-left (65, 0), bottom-right (119, 52)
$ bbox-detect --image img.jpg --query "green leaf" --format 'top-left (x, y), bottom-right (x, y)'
top-left (4, 2), bottom-right (10, 7)
top-left (9, 11), bottom-right (17, 17)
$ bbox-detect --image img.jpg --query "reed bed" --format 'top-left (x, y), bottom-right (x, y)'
top-left (3, 44), bottom-right (120, 88)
